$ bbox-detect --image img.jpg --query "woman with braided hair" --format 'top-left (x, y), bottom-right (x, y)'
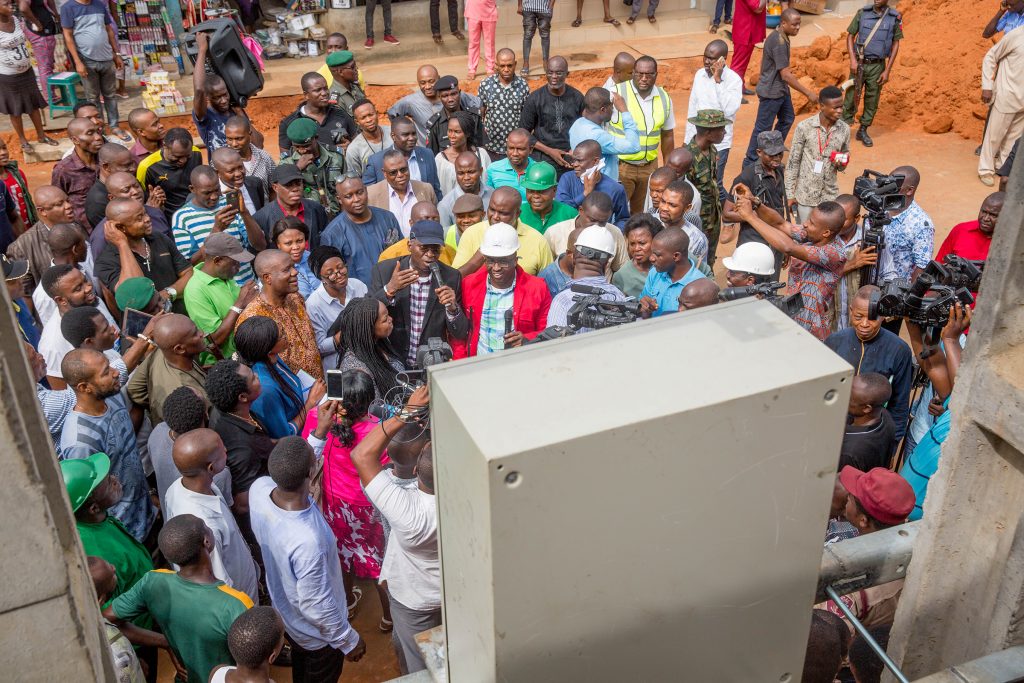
top-left (435, 110), bottom-right (492, 196)
top-left (301, 369), bottom-right (393, 630)
top-left (235, 315), bottom-right (326, 439)
top-left (329, 296), bottom-right (405, 401)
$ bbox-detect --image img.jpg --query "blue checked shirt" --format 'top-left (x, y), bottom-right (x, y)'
top-left (876, 200), bottom-right (934, 282)
top-left (479, 279), bottom-right (515, 354)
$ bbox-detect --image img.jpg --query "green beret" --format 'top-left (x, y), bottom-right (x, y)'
top-left (286, 118), bottom-right (318, 144)
top-left (114, 277), bottom-right (157, 311)
top-left (325, 50), bottom-right (354, 67)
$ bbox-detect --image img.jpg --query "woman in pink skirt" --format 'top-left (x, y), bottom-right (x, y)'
top-left (303, 368), bottom-right (393, 631)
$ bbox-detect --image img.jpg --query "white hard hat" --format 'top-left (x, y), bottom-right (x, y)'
top-left (479, 222), bottom-right (520, 258)
top-left (722, 242), bottom-right (775, 275)
top-left (575, 224), bottom-right (616, 257)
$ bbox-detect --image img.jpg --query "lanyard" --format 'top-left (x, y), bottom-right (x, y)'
top-left (817, 127), bottom-right (833, 157)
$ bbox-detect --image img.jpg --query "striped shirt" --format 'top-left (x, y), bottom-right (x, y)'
top-left (407, 276), bottom-right (431, 366)
top-left (171, 200), bottom-right (253, 284)
top-left (479, 279), bottom-right (515, 354)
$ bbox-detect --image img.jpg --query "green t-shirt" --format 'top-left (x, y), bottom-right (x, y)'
top-left (519, 200), bottom-right (578, 235)
top-left (77, 518), bottom-right (154, 618)
top-left (612, 260), bottom-right (650, 299)
top-left (111, 570), bottom-right (253, 683)
top-left (183, 265), bottom-right (241, 365)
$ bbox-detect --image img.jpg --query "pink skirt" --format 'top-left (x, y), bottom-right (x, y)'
top-left (324, 497), bottom-right (386, 579)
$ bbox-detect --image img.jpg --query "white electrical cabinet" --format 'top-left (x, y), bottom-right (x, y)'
top-left (429, 299), bottom-right (852, 682)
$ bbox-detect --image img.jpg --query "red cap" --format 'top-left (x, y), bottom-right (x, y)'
top-left (839, 466), bottom-right (914, 526)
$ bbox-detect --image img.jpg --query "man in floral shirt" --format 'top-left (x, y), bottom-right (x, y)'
top-left (875, 166), bottom-right (933, 282)
top-left (733, 188), bottom-right (847, 340)
top-left (478, 49), bottom-right (530, 161)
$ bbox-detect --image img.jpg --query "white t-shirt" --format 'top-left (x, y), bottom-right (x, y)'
top-left (364, 470), bottom-right (440, 611)
top-left (32, 254), bottom-right (99, 329)
top-left (164, 479), bottom-right (260, 603)
top-left (0, 20), bottom-right (31, 76)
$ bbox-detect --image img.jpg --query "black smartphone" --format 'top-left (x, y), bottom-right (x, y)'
top-left (122, 307), bottom-right (153, 338)
top-left (326, 369), bottom-right (345, 402)
top-left (224, 190), bottom-right (240, 210)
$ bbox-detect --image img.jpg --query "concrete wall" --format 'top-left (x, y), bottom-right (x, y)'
top-left (0, 287), bottom-right (114, 681)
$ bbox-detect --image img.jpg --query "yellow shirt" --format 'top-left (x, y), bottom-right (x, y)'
top-left (452, 219), bottom-right (554, 275)
top-left (317, 63), bottom-right (368, 92)
top-left (378, 238), bottom-right (456, 265)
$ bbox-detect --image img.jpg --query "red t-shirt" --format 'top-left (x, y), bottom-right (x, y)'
top-left (935, 220), bottom-right (992, 262)
top-left (3, 170), bottom-right (29, 225)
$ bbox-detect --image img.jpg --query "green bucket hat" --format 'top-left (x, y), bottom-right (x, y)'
top-left (687, 109), bottom-right (728, 128)
top-left (522, 161), bottom-right (557, 191)
top-left (286, 118), bottom-right (319, 144)
top-left (60, 452), bottom-right (111, 513)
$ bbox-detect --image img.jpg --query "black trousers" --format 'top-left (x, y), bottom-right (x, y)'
top-left (365, 0), bottom-right (392, 38)
top-left (288, 635), bottom-right (345, 683)
top-left (430, 0), bottom-right (459, 34)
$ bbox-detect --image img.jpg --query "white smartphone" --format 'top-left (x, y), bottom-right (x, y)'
top-left (326, 369), bottom-right (345, 402)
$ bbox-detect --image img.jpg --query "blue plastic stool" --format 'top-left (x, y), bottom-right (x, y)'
top-left (47, 72), bottom-right (81, 119)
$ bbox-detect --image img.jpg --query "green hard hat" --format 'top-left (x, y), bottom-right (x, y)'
top-left (522, 161), bottom-right (557, 190)
top-left (60, 452), bottom-right (111, 513)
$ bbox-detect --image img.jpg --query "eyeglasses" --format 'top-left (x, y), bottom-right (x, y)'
top-left (322, 265), bottom-right (348, 280)
top-left (385, 166), bottom-right (410, 177)
top-left (485, 256), bottom-right (517, 268)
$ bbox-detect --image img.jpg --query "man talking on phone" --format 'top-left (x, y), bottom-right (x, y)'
top-left (171, 165), bottom-right (266, 285)
top-left (686, 40), bottom-right (743, 202)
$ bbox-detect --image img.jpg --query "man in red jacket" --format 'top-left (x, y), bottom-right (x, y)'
top-left (452, 222), bottom-right (552, 358)
top-left (731, 0), bottom-right (767, 94)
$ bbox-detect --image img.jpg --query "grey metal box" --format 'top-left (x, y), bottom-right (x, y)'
top-left (429, 299), bottom-right (852, 682)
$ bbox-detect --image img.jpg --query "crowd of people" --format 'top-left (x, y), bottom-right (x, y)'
top-left (0, 0), bottom-right (1018, 680)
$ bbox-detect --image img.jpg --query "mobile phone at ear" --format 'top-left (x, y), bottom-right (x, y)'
top-left (326, 370), bottom-right (345, 402)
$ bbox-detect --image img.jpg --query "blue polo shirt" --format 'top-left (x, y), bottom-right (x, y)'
top-left (639, 259), bottom-right (706, 317)
top-left (485, 157), bottom-right (535, 200)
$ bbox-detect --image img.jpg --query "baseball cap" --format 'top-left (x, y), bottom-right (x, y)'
top-left (435, 75), bottom-right (459, 92)
top-left (409, 220), bottom-right (445, 246)
top-left (286, 118), bottom-right (318, 144)
top-left (479, 222), bottom-right (519, 258)
top-left (60, 452), bottom-right (111, 513)
top-left (575, 225), bottom-right (616, 257)
top-left (839, 466), bottom-right (915, 526)
top-left (2, 254), bottom-right (28, 281)
top-left (325, 50), bottom-right (354, 67)
top-left (452, 193), bottom-right (484, 214)
top-left (205, 232), bottom-right (255, 263)
top-left (722, 242), bottom-right (776, 276)
top-left (757, 130), bottom-right (788, 155)
top-left (114, 277), bottom-right (157, 311)
top-left (272, 164), bottom-right (305, 186)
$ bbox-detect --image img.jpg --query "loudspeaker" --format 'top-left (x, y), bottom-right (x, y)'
top-left (183, 20), bottom-right (264, 107)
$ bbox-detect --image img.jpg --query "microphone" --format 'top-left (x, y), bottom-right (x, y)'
top-left (504, 308), bottom-right (514, 335)
top-left (570, 283), bottom-right (609, 296)
top-left (428, 262), bottom-right (443, 290)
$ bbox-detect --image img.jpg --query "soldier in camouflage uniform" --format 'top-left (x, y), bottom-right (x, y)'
top-left (685, 109), bottom-right (728, 265)
top-left (282, 118), bottom-right (347, 218)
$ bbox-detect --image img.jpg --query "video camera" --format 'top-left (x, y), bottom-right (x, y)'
top-left (868, 258), bottom-right (975, 339)
top-left (854, 170), bottom-right (906, 288)
top-left (719, 281), bottom-right (803, 319)
top-left (367, 337), bottom-right (450, 423)
top-left (938, 255), bottom-right (984, 292)
top-left (566, 284), bottom-right (642, 331)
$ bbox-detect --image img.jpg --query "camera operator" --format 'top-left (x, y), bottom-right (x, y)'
top-left (733, 186), bottom-right (847, 340)
top-left (722, 241), bottom-right (776, 288)
top-left (831, 194), bottom-right (880, 332)
top-left (638, 226), bottom-right (708, 318)
top-left (678, 279), bottom-right (720, 311)
top-left (825, 285), bottom-right (914, 443)
top-left (547, 226), bottom-right (625, 331)
top-left (935, 191), bottom-right (1003, 263)
top-left (874, 164), bottom-right (933, 280)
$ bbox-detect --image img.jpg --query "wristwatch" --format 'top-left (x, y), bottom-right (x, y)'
top-left (163, 287), bottom-right (177, 300)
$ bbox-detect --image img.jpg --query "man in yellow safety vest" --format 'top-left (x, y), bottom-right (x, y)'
top-left (608, 55), bottom-right (677, 214)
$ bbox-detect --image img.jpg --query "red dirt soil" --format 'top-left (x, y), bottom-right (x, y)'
top-left (3, 0), bottom-right (994, 170)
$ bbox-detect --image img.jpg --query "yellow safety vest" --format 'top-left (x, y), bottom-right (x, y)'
top-left (609, 82), bottom-right (668, 164)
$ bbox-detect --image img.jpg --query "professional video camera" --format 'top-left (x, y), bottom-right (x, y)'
top-left (719, 281), bottom-right (803, 319)
top-left (868, 272), bottom-right (974, 333)
top-left (938, 255), bottom-right (984, 292)
top-left (368, 337), bottom-right (450, 424)
top-left (854, 170), bottom-right (906, 288)
top-left (566, 284), bottom-right (642, 330)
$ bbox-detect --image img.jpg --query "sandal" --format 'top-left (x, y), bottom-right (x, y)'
top-left (379, 617), bottom-right (394, 633)
top-left (20, 141), bottom-right (32, 153)
top-left (347, 585), bottom-right (363, 619)
top-left (572, 17), bottom-right (582, 26)
top-left (432, 33), bottom-right (443, 44)
top-left (38, 135), bottom-right (59, 146)
top-left (648, 15), bottom-right (656, 23)
top-left (452, 29), bottom-right (465, 39)
top-left (520, 66), bottom-right (530, 76)
top-left (604, 16), bottom-right (621, 26)
top-left (710, 22), bottom-right (719, 33)
top-left (626, 15), bottom-right (635, 24)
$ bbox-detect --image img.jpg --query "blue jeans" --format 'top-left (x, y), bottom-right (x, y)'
top-left (713, 0), bottom-right (732, 23)
top-left (743, 92), bottom-right (794, 167)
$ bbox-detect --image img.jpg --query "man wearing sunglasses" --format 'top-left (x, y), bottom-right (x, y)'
top-left (366, 149), bottom-right (438, 234)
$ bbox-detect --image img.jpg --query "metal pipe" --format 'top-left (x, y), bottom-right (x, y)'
top-left (816, 521), bottom-right (919, 603)
top-left (824, 584), bottom-right (910, 683)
